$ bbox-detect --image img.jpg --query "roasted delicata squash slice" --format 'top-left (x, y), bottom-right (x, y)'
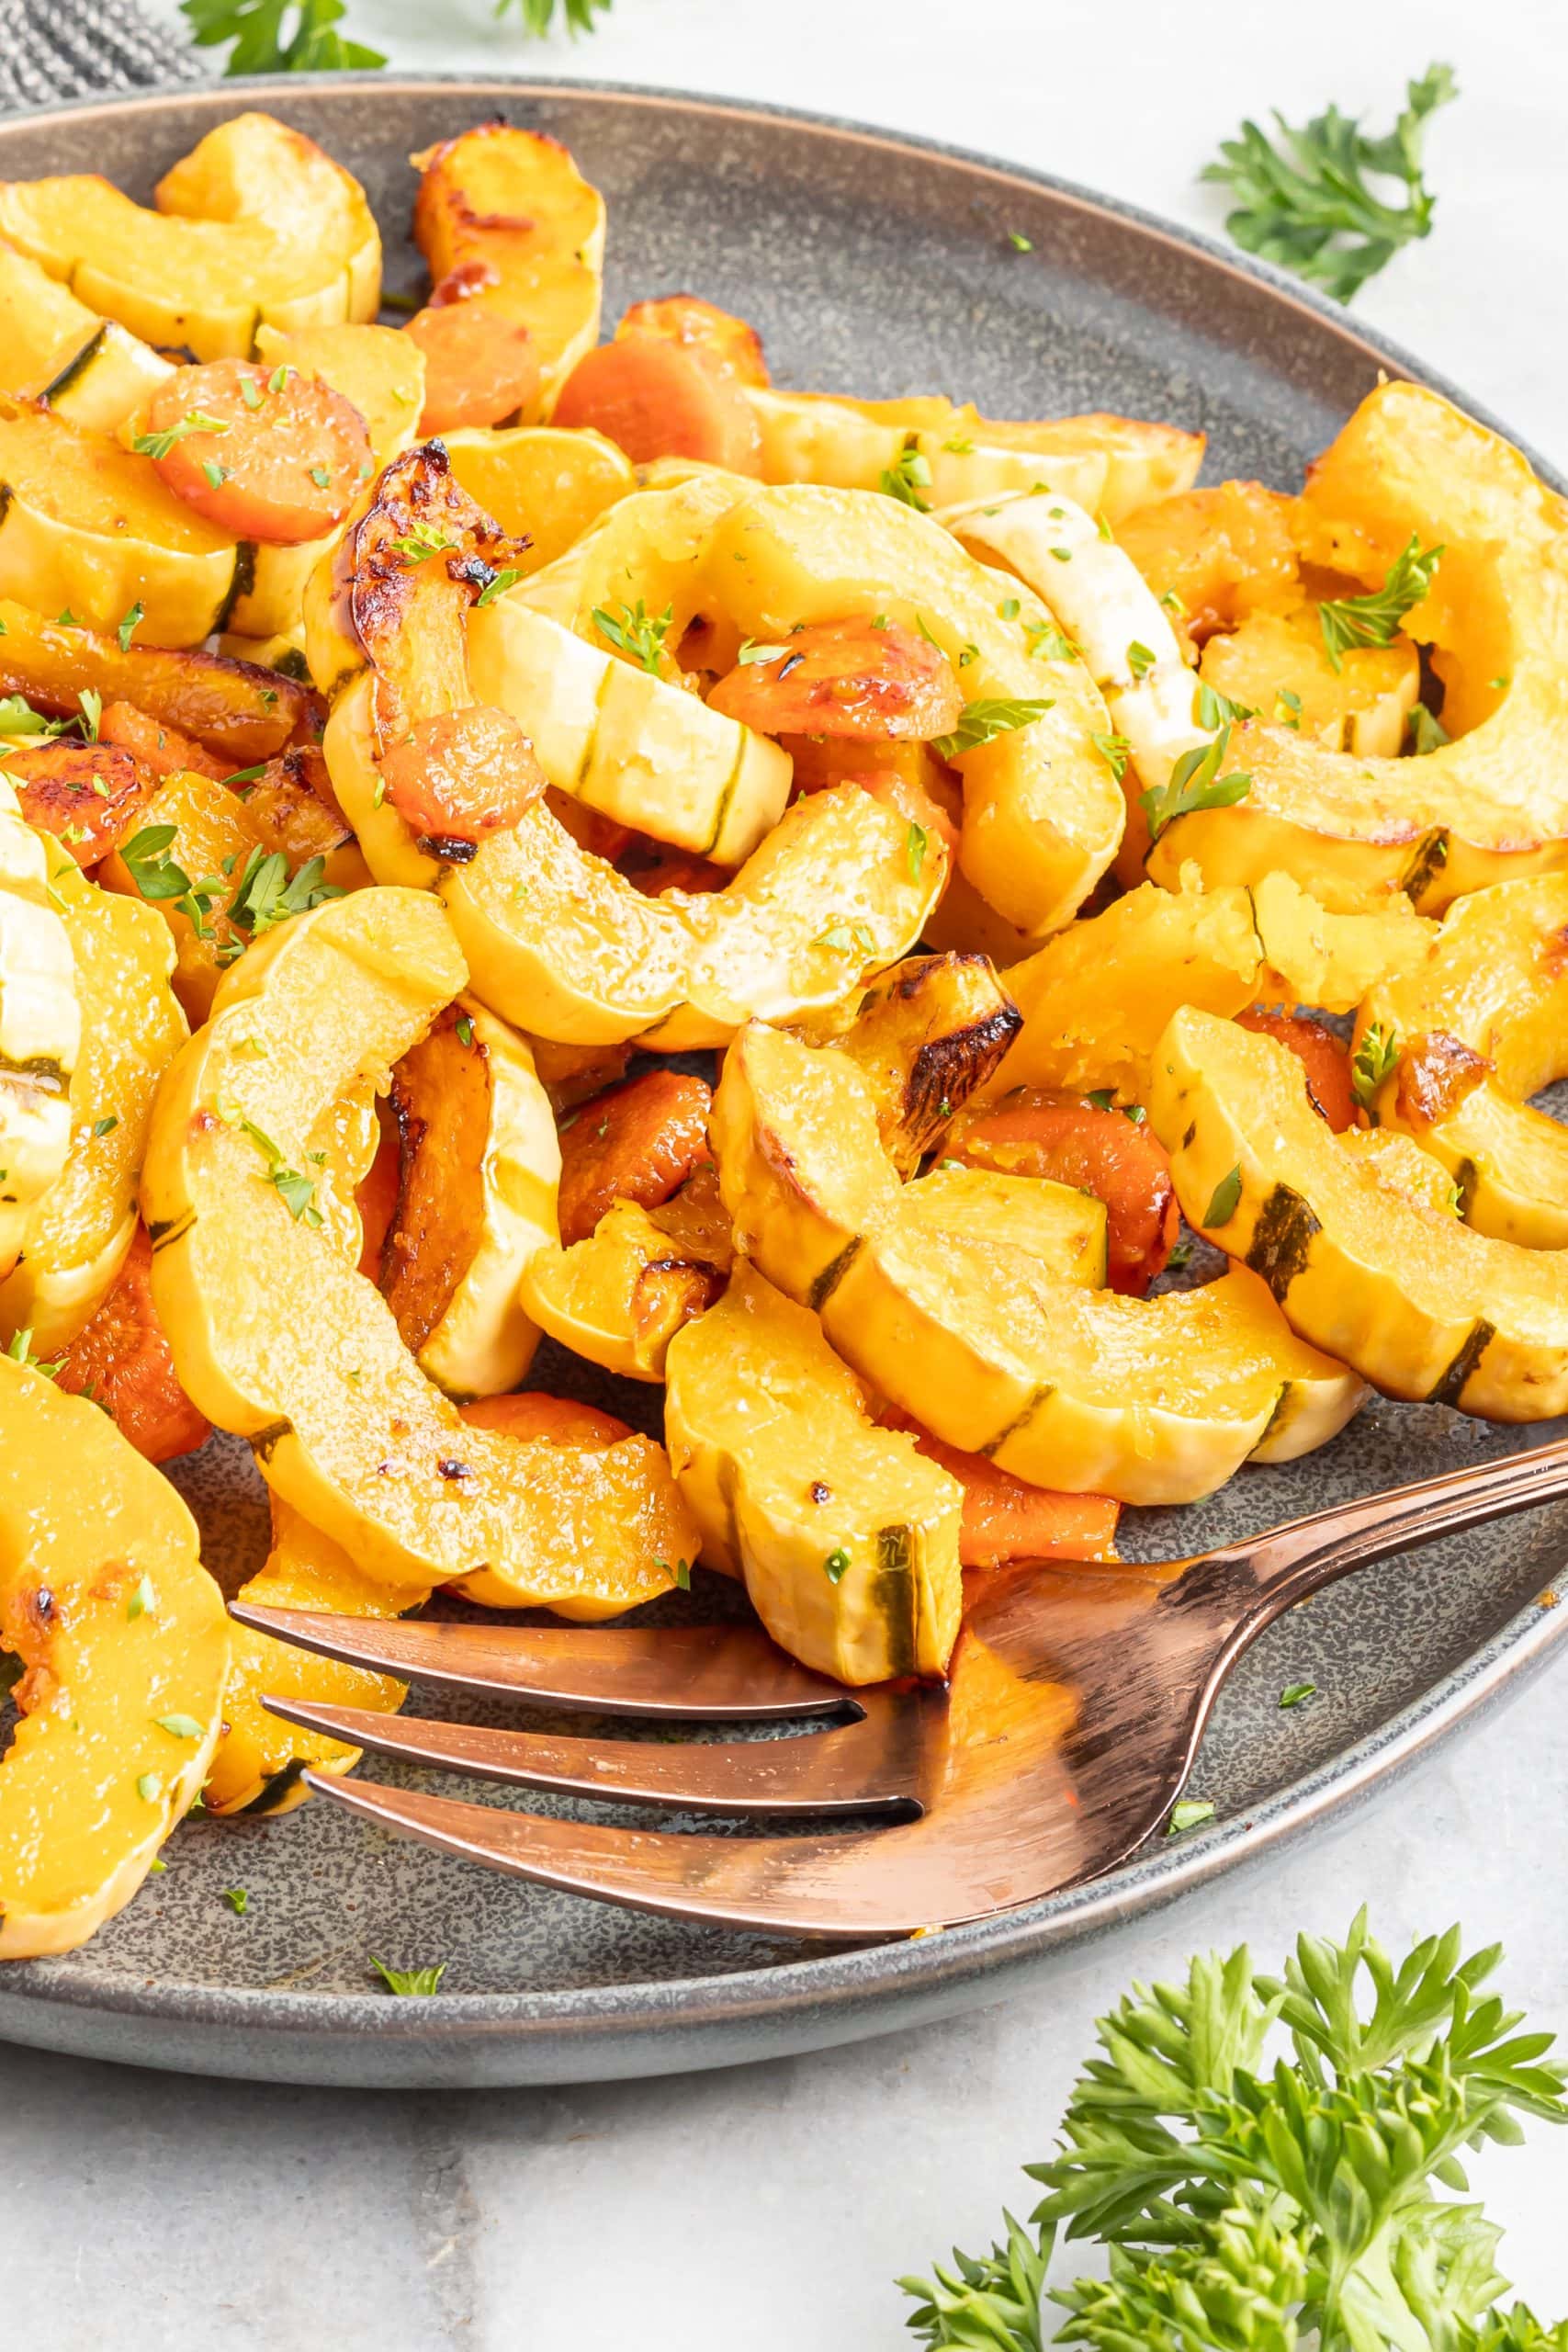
top-left (99, 765), bottom-right (275, 1023)
top-left (466, 596), bottom-right (791, 865)
top-left (206, 1496), bottom-right (426, 1818)
top-left (713, 1022), bottom-right (1362, 1503)
top-left (981, 867), bottom-right (1262, 1105)
top-left (1145, 383), bottom-right (1568, 910)
top-left (0, 112), bottom-right (380, 361)
top-left (706, 485), bottom-right (1122, 936)
top-left (1149, 1006), bottom-right (1568, 1419)
top-left (378, 999), bottom-right (559, 1397)
top-left (0, 775), bottom-right (79, 1272)
top-left (1355, 876), bottom-right (1568, 1249)
top-left (0, 1352), bottom-right (228, 1958)
top-left (0, 845), bottom-right (186, 1352)
top-left (0, 237), bottom-right (172, 432)
top-left (0, 597), bottom-right (320, 765)
top-left (142, 888), bottom-right (696, 1609)
top-left (742, 387), bottom-right (1110, 513)
top-left (522, 1193), bottom-right (730, 1383)
top-left (444, 425), bottom-right (634, 570)
top-left (665, 1263), bottom-right (964, 1683)
top-left (813, 950), bottom-right (1021, 1176)
top-left (411, 125), bottom-right (606, 419)
top-left (318, 448), bottom-right (944, 1044)
top-left (0, 397), bottom-right (246, 648)
top-left (1199, 609), bottom-right (1419, 757)
top-left (1251, 870), bottom-right (1436, 1014)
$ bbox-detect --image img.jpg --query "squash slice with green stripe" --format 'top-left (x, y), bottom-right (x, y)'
top-left (1355, 875), bottom-right (1568, 1250)
top-left (0, 238), bottom-right (172, 433)
top-left (1148, 1005), bottom-right (1568, 1419)
top-left (665, 1262), bottom-right (964, 1684)
top-left (712, 1023), bottom-right (1360, 1505)
top-left (141, 888), bottom-right (695, 1611)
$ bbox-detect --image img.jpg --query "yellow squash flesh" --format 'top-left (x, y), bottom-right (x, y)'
top-left (0, 847), bottom-right (186, 1351)
top-left (1251, 870), bottom-right (1436, 1014)
top-left (0, 237), bottom-right (172, 431)
top-left (443, 424), bottom-right (634, 571)
top-left (665, 1264), bottom-right (964, 1683)
top-left (0, 112), bottom-right (380, 360)
top-left (205, 1497), bottom-right (425, 1817)
top-left (1148, 1005), bottom-right (1568, 1418)
top-left (522, 1195), bottom-right (729, 1383)
top-left (1356, 875), bottom-right (1568, 1248)
top-left (1146, 383), bottom-right (1568, 910)
top-left (713, 1023), bottom-right (1360, 1502)
top-left (142, 889), bottom-right (695, 1610)
top-left (0, 1355), bottom-right (228, 1958)
top-left (0, 775), bottom-right (79, 1271)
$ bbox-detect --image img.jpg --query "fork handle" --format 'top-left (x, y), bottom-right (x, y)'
top-left (1214, 1430), bottom-right (1568, 1634)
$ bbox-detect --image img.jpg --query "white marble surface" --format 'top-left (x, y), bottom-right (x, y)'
top-left (8, 3), bottom-right (1568, 2343)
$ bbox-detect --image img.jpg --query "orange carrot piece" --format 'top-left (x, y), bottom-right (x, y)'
top-left (557, 1070), bottom-right (713, 1247)
top-left (377, 705), bottom-right (547, 849)
top-left (457, 1393), bottom-right (632, 1447)
top-left (97, 699), bottom-right (231, 781)
top-left (947, 1089), bottom-right (1179, 1297)
top-left (1236, 1008), bottom-right (1356, 1132)
top-left (54, 1227), bottom-right (211, 1464)
top-left (886, 1410), bottom-right (1120, 1566)
top-left (615, 295), bottom-right (770, 388)
top-left (707, 618), bottom-right (963, 742)
top-left (141, 357), bottom-right (373, 546)
top-left (405, 299), bottom-right (541, 434)
top-left (552, 336), bottom-right (762, 474)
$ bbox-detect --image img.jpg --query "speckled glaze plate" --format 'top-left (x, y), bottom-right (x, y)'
top-left (0, 74), bottom-right (1564, 2090)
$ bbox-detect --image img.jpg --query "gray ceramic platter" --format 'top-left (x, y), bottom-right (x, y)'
top-left (0, 74), bottom-right (1564, 2090)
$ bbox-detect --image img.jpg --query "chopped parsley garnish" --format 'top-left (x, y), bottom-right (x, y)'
top-left (132, 411), bottom-right (231, 460)
top-left (127, 1575), bottom-right (155, 1621)
top-left (1007, 229), bottom-right (1033, 252)
top-left (814, 918), bottom-right (877, 960)
top-left (592, 598), bottom-right (673, 675)
top-left (1166, 1795), bottom-right (1216, 1835)
top-left (392, 522), bottom-right (455, 564)
top-left (216, 1098), bottom-right (324, 1227)
top-left (1318, 536), bottom-right (1444, 669)
top-left (933, 697), bottom-right (1055, 760)
top-left (1406, 702), bottom-right (1450, 754)
top-left (475, 567), bottom-right (522, 606)
top-left (824, 1547), bottom-right (851, 1584)
top-left (879, 441), bottom-right (932, 511)
top-left (738, 638), bottom-right (791, 665)
top-left (1279, 1680), bottom-right (1316, 1708)
top-left (91, 1114), bottom-right (118, 1137)
top-left (155, 1713), bottom-right (206, 1739)
top-left (308, 464), bottom-right (333, 490)
top-left (118, 825), bottom-right (224, 940)
top-left (454, 1012), bottom-right (475, 1047)
top-left (1196, 680), bottom-right (1257, 728)
top-left (1140, 722), bottom-right (1252, 840)
top-left (240, 376), bottom-right (265, 412)
top-left (116, 600), bottom-right (144, 654)
top-left (222, 847), bottom-right (342, 957)
top-left (77, 688), bottom-right (101, 741)
top-left (906, 820), bottom-right (930, 881)
top-left (1125, 639), bottom-right (1156, 681)
top-left (372, 1958), bottom-right (448, 1996)
top-left (136, 1771), bottom-right (162, 1803)
top-left (1204, 1165), bottom-right (1243, 1227)
top-left (1352, 1020), bottom-right (1401, 1109)
top-left (1090, 729), bottom-right (1132, 783)
top-left (6, 1328), bottom-right (62, 1379)
top-left (222, 1887), bottom-right (250, 1915)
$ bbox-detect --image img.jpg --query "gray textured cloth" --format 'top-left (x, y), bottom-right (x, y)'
top-left (0, 0), bottom-right (201, 111)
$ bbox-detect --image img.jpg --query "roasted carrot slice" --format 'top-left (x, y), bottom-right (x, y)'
top-left (140, 357), bottom-right (374, 545)
top-left (457, 1392), bottom-right (633, 1447)
top-left (3, 738), bottom-right (159, 866)
top-left (552, 336), bottom-right (763, 474)
top-left (707, 618), bottom-right (964, 741)
top-left (946, 1089), bottom-right (1180, 1297)
top-left (527, 1036), bottom-right (633, 1114)
top-left (1236, 1008), bottom-right (1356, 1133)
top-left (54, 1227), bottom-right (211, 1464)
top-left (558, 1070), bottom-right (714, 1247)
top-left (355, 1103), bottom-right (400, 1281)
top-left (406, 299), bottom-right (541, 435)
top-left (615, 295), bottom-right (770, 388)
top-left (377, 705), bottom-right (547, 850)
top-left (886, 1410), bottom-right (1120, 1567)
top-left (98, 699), bottom-right (230, 781)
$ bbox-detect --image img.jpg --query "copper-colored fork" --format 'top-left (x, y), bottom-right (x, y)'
top-left (234, 1431), bottom-right (1568, 1941)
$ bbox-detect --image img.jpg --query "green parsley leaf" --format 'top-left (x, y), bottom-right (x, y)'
top-left (392, 520), bottom-right (455, 564)
top-left (672, 1559), bottom-right (692, 1590)
top-left (222, 1887), bottom-right (249, 1916)
top-left (372, 1957), bottom-right (448, 1996)
top-left (127, 1575), bottom-right (155, 1621)
top-left (814, 918), bottom-right (877, 960)
top-left (1318, 535), bottom-right (1444, 669)
top-left (1140, 722), bottom-right (1252, 840)
top-left (6, 1328), bottom-right (62, 1379)
top-left (202, 458), bottom-right (230, 490)
top-left (222, 846), bottom-right (342, 956)
top-left (999, 597), bottom-right (1021, 621)
top-left (90, 1114), bottom-right (118, 1138)
top-left (879, 441), bottom-right (933, 511)
top-left (131, 410), bottom-right (231, 461)
top-left (475, 567), bottom-right (522, 607)
top-left (1407, 701), bottom-right (1451, 753)
top-left (268, 366), bottom-right (292, 394)
top-left (1204, 1165), bottom-right (1243, 1226)
top-left (1166, 1795), bottom-right (1216, 1835)
top-left (454, 1013), bottom-right (474, 1048)
top-left (1089, 729), bottom-right (1131, 782)
top-left (1352, 1019), bottom-right (1402, 1109)
top-left (118, 824), bottom-right (221, 938)
top-left (1196, 679), bottom-right (1257, 728)
top-left (1166, 1237), bottom-right (1194, 1271)
top-left (116, 600), bottom-right (144, 654)
top-left (906, 820), bottom-right (929, 881)
top-left (592, 598), bottom-right (673, 675)
top-left (308, 464), bottom-right (333, 490)
top-left (1125, 639), bottom-right (1156, 681)
top-left (1008, 229), bottom-right (1033, 252)
top-left (1201, 62), bottom-right (1460, 303)
top-left (155, 1713), bottom-right (205, 1740)
top-left (933, 697), bottom-right (1055, 761)
top-left (824, 1547), bottom-right (851, 1584)
top-left (1280, 1680), bottom-right (1316, 1708)
top-left (136, 1771), bottom-right (162, 1802)
top-left (77, 688), bottom-right (101, 741)
top-left (738, 638), bottom-right (792, 665)
top-left (0, 694), bottom-right (69, 739)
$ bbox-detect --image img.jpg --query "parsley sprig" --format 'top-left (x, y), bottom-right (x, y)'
top-left (1318, 535), bottom-right (1444, 670)
top-left (1203, 63), bottom-right (1460, 303)
top-left (592, 599), bottom-right (674, 675)
top-left (880, 441), bottom-right (933, 512)
top-left (901, 1913), bottom-right (1568, 2350)
top-left (1140, 722), bottom-right (1253, 841)
top-left (181, 0), bottom-right (609, 76)
top-left (933, 698), bottom-right (1055, 761)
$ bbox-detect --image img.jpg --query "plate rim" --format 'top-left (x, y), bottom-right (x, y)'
top-left (1, 69), bottom-right (1564, 2080)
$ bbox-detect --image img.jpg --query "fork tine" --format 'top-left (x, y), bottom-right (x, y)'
top-left (264, 1694), bottom-right (919, 1815)
top-left (230, 1604), bottom-right (851, 1721)
top-left (302, 1770), bottom-right (928, 1939)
